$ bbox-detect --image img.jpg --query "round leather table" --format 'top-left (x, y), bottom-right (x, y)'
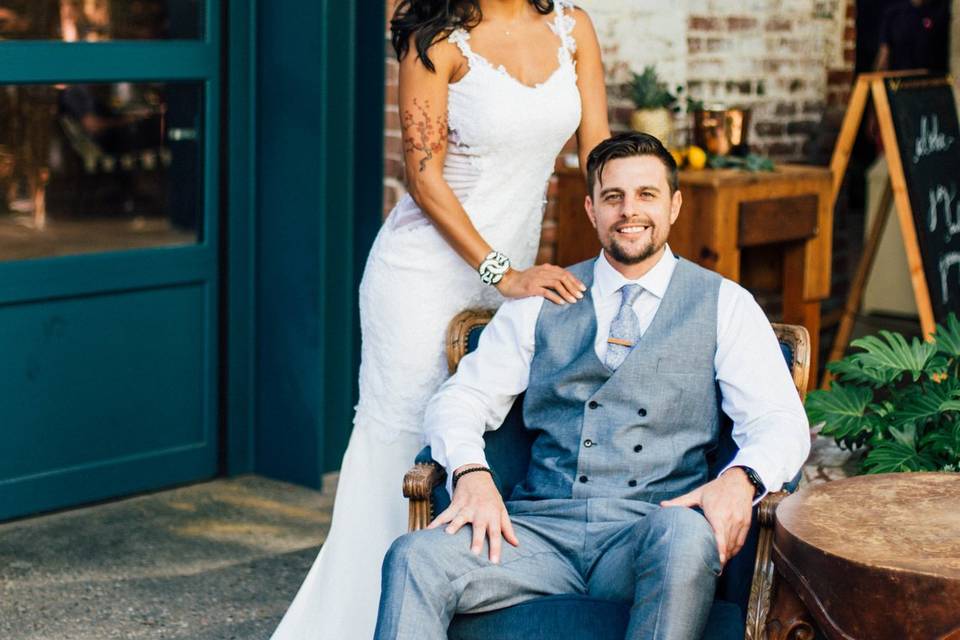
top-left (769, 472), bottom-right (960, 640)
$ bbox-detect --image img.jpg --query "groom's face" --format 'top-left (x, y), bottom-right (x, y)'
top-left (584, 155), bottom-right (682, 266)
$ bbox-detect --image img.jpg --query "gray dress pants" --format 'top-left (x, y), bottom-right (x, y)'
top-left (374, 499), bottom-right (721, 640)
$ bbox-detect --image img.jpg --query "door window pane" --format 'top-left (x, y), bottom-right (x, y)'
top-left (0, 81), bottom-right (203, 261)
top-left (0, 0), bottom-right (202, 41)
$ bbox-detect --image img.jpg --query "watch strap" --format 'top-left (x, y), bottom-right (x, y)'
top-left (737, 465), bottom-right (766, 498)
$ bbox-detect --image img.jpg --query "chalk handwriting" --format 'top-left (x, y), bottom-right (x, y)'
top-left (913, 114), bottom-right (955, 164)
top-left (940, 252), bottom-right (960, 304)
top-left (927, 183), bottom-right (960, 241)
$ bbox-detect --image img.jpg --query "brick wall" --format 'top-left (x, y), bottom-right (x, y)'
top-left (585, 0), bottom-right (855, 163)
top-left (579, 2), bottom-right (686, 133)
top-left (383, 0), bottom-right (404, 218)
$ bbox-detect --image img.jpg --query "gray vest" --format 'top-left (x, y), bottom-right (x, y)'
top-left (512, 256), bottom-right (723, 503)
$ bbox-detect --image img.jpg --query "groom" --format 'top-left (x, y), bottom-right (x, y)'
top-left (374, 132), bottom-right (810, 640)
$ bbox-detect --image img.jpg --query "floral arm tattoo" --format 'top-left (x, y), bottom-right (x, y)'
top-left (402, 98), bottom-right (449, 173)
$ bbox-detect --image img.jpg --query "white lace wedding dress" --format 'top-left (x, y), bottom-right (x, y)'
top-left (271, 3), bottom-right (582, 638)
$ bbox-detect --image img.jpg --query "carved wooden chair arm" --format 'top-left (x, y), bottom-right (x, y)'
top-left (744, 490), bottom-right (791, 640)
top-left (757, 490), bottom-right (788, 527)
top-left (403, 462), bottom-right (447, 531)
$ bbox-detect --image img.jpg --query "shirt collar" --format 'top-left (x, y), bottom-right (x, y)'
top-left (593, 244), bottom-right (677, 301)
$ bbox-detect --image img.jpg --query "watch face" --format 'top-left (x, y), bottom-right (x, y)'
top-left (743, 467), bottom-right (764, 494)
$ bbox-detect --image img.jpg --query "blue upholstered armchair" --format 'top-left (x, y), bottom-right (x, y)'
top-left (402, 309), bottom-right (811, 640)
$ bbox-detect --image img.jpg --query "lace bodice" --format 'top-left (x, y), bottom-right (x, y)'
top-left (391, 0), bottom-right (582, 256)
top-left (445, 0), bottom-right (580, 233)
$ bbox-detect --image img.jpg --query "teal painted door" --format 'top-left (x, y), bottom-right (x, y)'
top-left (0, 2), bottom-right (222, 521)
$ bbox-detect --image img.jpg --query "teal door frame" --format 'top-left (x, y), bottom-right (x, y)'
top-left (224, 0), bottom-right (257, 475)
top-left (225, 1), bottom-right (384, 487)
top-left (0, 5), bottom-right (223, 520)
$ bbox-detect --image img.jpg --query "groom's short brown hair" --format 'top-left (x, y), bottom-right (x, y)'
top-left (586, 132), bottom-right (679, 197)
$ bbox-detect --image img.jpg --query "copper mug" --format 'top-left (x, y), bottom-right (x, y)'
top-left (693, 106), bottom-right (751, 156)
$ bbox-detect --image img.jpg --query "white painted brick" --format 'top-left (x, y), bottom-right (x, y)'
top-left (579, 0), bottom-right (687, 86)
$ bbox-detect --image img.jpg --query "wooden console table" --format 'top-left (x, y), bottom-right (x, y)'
top-left (551, 164), bottom-right (833, 381)
top-left (768, 473), bottom-right (960, 640)
top-left (672, 165), bottom-right (832, 381)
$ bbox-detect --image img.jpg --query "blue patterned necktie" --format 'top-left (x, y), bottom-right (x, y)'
top-left (605, 284), bottom-right (643, 370)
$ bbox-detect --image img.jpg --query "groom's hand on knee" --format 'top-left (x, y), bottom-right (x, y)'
top-left (427, 465), bottom-right (519, 564)
top-left (660, 470), bottom-right (754, 566)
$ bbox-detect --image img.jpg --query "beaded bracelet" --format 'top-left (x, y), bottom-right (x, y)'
top-left (452, 466), bottom-right (493, 489)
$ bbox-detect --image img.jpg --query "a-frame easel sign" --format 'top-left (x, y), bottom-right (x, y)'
top-left (826, 71), bottom-right (960, 375)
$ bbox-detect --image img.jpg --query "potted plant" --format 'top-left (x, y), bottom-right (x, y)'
top-left (626, 66), bottom-right (681, 145)
top-left (805, 313), bottom-right (960, 474)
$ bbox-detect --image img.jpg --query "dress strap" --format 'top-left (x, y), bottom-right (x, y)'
top-left (447, 28), bottom-right (476, 62)
top-left (551, 0), bottom-right (577, 57)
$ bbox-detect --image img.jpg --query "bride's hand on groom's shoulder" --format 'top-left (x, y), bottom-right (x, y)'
top-left (427, 466), bottom-right (519, 564)
top-left (496, 264), bottom-right (587, 305)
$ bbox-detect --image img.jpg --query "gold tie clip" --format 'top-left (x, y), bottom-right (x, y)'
top-left (607, 337), bottom-right (635, 348)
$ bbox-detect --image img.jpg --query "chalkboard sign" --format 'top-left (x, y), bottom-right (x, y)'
top-left (884, 75), bottom-right (960, 321)
top-left (825, 72), bottom-right (960, 372)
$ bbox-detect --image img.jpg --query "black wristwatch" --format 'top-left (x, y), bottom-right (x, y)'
top-left (736, 466), bottom-right (766, 499)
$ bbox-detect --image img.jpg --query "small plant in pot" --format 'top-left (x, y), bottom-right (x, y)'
top-left (805, 313), bottom-right (960, 474)
top-left (627, 66), bottom-right (681, 146)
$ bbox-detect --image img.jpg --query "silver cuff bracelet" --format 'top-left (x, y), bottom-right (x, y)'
top-left (478, 251), bottom-right (510, 285)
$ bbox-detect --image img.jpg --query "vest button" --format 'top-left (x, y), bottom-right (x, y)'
top-left (579, 475), bottom-right (588, 483)
top-left (583, 439), bottom-right (594, 448)
top-left (637, 408), bottom-right (647, 417)
top-left (634, 444), bottom-right (643, 452)
top-left (588, 401), bottom-right (599, 409)
top-left (628, 479), bottom-right (638, 487)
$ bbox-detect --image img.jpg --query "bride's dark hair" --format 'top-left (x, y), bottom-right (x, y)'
top-left (391, 0), bottom-right (555, 72)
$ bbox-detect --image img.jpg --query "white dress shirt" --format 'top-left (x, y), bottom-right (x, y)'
top-left (425, 246), bottom-right (811, 498)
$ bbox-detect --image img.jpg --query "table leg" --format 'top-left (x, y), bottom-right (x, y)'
top-left (766, 575), bottom-right (817, 640)
top-left (713, 193), bottom-right (741, 281)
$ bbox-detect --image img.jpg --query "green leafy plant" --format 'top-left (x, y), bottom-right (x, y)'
top-left (707, 153), bottom-right (775, 172)
top-left (686, 96), bottom-right (705, 112)
top-left (628, 66), bottom-right (682, 112)
top-left (806, 313), bottom-right (960, 474)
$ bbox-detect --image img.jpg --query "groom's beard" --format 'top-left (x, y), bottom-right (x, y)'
top-left (603, 221), bottom-right (663, 265)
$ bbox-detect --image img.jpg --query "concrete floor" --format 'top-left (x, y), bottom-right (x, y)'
top-left (0, 475), bottom-right (336, 640)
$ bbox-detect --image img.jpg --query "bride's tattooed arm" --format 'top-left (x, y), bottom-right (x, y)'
top-left (402, 97), bottom-right (448, 173)
top-left (394, 35), bottom-right (495, 271)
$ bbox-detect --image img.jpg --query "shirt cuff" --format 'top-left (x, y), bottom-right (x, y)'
top-left (719, 455), bottom-right (782, 506)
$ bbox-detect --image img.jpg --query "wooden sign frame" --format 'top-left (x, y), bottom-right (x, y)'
top-left (825, 71), bottom-right (956, 378)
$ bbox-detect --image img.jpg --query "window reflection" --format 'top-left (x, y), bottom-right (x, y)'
top-left (0, 82), bottom-right (203, 261)
top-left (0, 0), bottom-right (201, 41)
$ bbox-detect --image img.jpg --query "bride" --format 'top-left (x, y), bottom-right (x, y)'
top-left (272, 0), bottom-right (609, 637)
